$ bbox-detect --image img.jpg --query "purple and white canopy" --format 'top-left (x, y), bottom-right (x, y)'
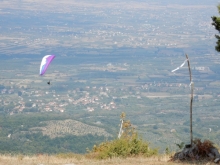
top-left (39, 55), bottom-right (55, 76)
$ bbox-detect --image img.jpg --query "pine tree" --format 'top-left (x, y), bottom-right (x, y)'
top-left (211, 5), bottom-right (220, 52)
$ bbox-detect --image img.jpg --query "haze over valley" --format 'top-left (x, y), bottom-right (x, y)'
top-left (0, 0), bottom-right (220, 154)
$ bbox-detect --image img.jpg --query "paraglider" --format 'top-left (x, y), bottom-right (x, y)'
top-left (39, 55), bottom-right (55, 84)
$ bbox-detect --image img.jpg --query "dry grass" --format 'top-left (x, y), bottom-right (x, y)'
top-left (0, 154), bottom-right (216, 165)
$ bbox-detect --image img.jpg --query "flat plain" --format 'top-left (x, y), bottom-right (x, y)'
top-left (0, 0), bottom-right (220, 156)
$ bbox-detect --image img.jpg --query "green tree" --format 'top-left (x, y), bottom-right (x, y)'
top-left (17, 91), bottom-right (22, 96)
top-left (25, 102), bottom-right (33, 107)
top-left (212, 4), bottom-right (220, 52)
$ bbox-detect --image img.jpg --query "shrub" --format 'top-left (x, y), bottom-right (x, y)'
top-left (87, 112), bottom-right (158, 159)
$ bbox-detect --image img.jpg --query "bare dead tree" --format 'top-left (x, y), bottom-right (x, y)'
top-left (185, 54), bottom-right (193, 146)
top-left (171, 55), bottom-right (220, 163)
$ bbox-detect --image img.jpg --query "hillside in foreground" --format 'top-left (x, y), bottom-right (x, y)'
top-left (0, 154), bottom-right (212, 165)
